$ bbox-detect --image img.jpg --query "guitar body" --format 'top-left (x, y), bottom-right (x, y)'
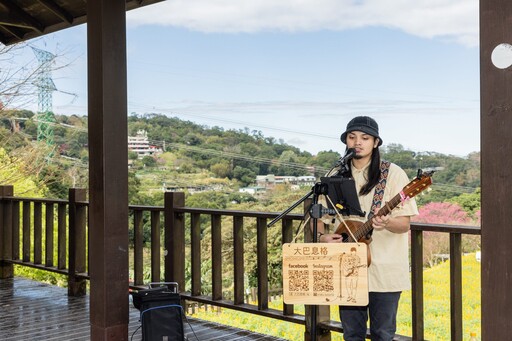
top-left (334, 220), bottom-right (372, 265)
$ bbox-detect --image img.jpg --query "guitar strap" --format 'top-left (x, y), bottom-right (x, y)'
top-left (367, 160), bottom-right (391, 223)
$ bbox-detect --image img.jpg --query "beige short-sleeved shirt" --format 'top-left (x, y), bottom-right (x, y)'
top-left (321, 160), bottom-right (418, 292)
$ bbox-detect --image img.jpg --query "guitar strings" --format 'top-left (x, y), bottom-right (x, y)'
top-left (325, 195), bottom-right (360, 245)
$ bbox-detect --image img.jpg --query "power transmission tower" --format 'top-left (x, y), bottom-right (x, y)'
top-left (31, 47), bottom-right (57, 152)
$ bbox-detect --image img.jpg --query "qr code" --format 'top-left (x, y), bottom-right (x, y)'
top-left (313, 269), bottom-right (334, 292)
top-left (288, 270), bottom-right (309, 291)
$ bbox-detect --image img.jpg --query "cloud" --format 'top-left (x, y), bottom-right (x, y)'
top-left (128, 0), bottom-right (479, 46)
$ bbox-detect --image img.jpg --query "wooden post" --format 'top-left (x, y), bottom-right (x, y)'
top-left (191, 212), bottom-right (202, 296)
top-left (150, 211), bottom-right (161, 283)
top-left (133, 210), bottom-right (144, 286)
top-left (410, 229), bottom-right (424, 340)
top-left (256, 217), bottom-right (268, 310)
top-left (0, 185), bottom-right (14, 278)
top-left (282, 218), bottom-right (294, 316)
top-left (87, 0), bottom-right (129, 338)
top-left (480, 0), bottom-right (512, 340)
top-left (68, 188), bottom-right (87, 296)
top-left (45, 202), bottom-right (55, 267)
top-left (57, 203), bottom-right (67, 270)
top-left (233, 215), bottom-right (244, 305)
top-left (33, 202), bottom-right (42, 264)
top-left (212, 214), bottom-right (222, 300)
top-left (449, 233), bottom-right (463, 341)
top-left (164, 192), bottom-right (185, 291)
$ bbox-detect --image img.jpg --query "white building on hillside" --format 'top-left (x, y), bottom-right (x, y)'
top-left (128, 130), bottom-right (162, 158)
top-left (256, 174), bottom-right (317, 189)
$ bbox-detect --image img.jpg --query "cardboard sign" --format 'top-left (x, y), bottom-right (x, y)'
top-left (282, 243), bottom-right (368, 306)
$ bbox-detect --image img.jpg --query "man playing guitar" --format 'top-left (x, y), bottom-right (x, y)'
top-left (315, 116), bottom-right (419, 341)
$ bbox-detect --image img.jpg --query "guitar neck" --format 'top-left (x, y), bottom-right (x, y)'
top-left (348, 171), bottom-right (433, 242)
top-left (354, 193), bottom-right (402, 241)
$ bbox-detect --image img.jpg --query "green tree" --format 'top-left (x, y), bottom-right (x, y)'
top-left (128, 150), bottom-right (139, 160)
top-left (210, 161), bottom-right (231, 178)
top-left (141, 155), bottom-right (157, 167)
top-left (0, 147), bottom-right (46, 197)
top-left (186, 191), bottom-right (228, 209)
top-left (381, 144), bottom-right (417, 170)
top-left (228, 192), bottom-right (257, 204)
top-left (232, 166), bottom-right (256, 186)
top-left (270, 150), bottom-right (306, 176)
top-left (448, 188), bottom-right (481, 215)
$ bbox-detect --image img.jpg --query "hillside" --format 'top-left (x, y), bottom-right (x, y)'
top-left (0, 110), bottom-right (480, 208)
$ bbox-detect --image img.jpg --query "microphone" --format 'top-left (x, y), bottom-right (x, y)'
top-left (335, 148), bottom-right (356, 167)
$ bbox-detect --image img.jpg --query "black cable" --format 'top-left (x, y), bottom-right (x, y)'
top-left (183, 314), bottom-right (200, 341)
top-left (130, 324), bottom-right (141, 341)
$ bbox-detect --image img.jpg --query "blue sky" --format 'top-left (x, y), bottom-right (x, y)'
top-left (19, 1), bottom-right (480, 157)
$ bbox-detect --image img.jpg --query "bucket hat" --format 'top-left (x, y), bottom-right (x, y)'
top-left (340, 116), bottom-right (382, 146)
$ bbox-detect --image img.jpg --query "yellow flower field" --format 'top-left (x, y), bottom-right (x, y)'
top-left (189, 253), bottom-right (481, 340)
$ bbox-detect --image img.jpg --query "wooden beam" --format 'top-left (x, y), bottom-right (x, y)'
top-left (87, 0), bottom-right (129, 339)
top-left (480, 0), bottom-right (512, 340)
top-left (0, 24), bottom-right (22, 44)
top-left (0, 0), bottom-right (44, 32)
top-left (36, 0), bottom-right (73, 24)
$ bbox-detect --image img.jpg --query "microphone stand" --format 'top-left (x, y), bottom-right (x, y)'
top-left (267, 189), bottom-right (314, 228)
top-left (268, 153), bottom-right (354, 340)
top-left (268, 182), bottom-right (330, 341)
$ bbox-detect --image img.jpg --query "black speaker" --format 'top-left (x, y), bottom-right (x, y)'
top-left (132, 282), bottom-right (184, 341)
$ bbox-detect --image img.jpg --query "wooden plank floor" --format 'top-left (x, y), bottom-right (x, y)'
top-left (0, 277), bottom-right (288, 341)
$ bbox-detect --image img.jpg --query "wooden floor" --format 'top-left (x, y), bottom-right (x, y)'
top-left (0, 277), bottom-right (288, 341)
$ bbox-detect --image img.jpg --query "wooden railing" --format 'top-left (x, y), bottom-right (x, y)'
top-left (0, 186), bottom-right (481, 341)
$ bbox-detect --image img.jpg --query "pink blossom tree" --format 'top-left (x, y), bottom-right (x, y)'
top-left (412, 202), bottom-right (473, 267)
top-left (413, 202), bottom-right (470, 225)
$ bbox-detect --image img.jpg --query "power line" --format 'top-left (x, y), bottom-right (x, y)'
top-left (148, 139), bottom-right (326, 173)
top-left (128, 102), bottom-right (340, 141)
top-left (5, 117), bottom-right (479, 195)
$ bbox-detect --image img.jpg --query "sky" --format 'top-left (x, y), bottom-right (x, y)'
top-left (16, 0), bottom-right (480, 157)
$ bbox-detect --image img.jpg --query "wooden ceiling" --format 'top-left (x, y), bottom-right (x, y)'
top-left (0, 0), bottom-right (163, 45)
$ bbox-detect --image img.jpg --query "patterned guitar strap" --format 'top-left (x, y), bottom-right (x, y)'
top-left (365, 160), bottom-right (391, 239)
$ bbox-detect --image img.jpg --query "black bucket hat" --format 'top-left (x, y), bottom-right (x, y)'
top-left (340, 116), bottom-right (382, 146)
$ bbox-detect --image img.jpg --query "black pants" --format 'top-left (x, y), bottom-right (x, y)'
top-left (339, 291), bottom-right (401, 341)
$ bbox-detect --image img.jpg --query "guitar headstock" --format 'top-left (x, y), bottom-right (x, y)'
top-left (403, 170), bottom-right (434, 199)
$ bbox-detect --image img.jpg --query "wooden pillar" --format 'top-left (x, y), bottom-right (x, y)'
top-left (68, 188), bottom-right (87, 296)
top-left (164, 192), bottom-right (185, 291)
top-left (87, 0), bottom-right (129, 339)
top-left (480, 1), bottom-right (512, 340)
top-left (0, 185), bottom-right (14, 278)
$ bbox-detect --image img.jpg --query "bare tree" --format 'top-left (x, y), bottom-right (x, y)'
top-left (0, 42), bottom-right (81, 196)
top-left (0, 43), bottom-right (40, 111)
top-left (0, 41), bottom-right (76, 115)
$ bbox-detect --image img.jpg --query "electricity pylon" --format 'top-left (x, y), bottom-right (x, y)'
top-left (31, 47), bottom-right (57, 152)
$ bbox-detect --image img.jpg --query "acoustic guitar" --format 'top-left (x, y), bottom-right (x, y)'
top-left (334, 170), bottom-right (434, 265)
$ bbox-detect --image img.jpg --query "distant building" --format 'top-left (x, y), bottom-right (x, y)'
top-left (239, 186), bottom-right (266, 195)
top-left (128, 129), bottom-right (162, 158)
top-left (296, 176), bottom-right (317, 186)
top-left (255, 174), bottom-right (317, 189)
top-left (162, 183), bottom-right (210, 194)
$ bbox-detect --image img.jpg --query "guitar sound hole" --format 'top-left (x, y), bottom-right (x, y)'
top-left (341, 233), bottom-right (350, 242)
